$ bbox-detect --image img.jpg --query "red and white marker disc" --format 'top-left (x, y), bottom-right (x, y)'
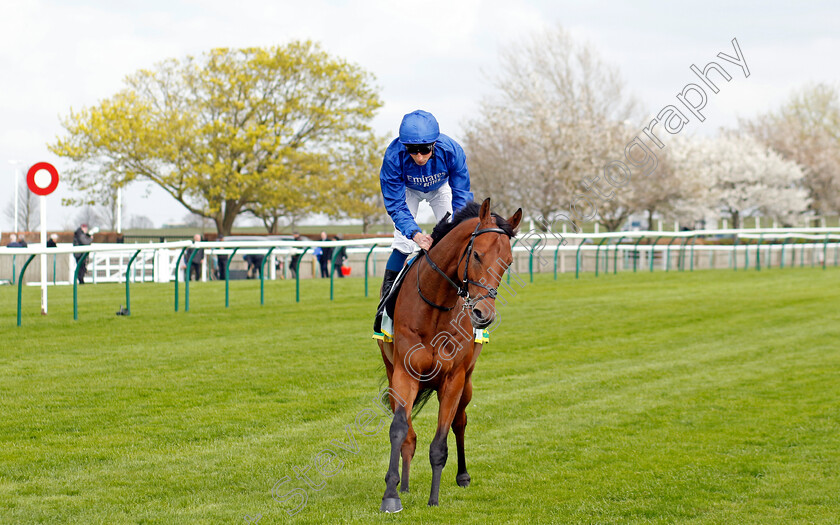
top-left (27, 162), bottom-right (60, 196)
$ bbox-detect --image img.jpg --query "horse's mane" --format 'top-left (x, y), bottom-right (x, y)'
top-left (430, 201), bottom-right (517, 248)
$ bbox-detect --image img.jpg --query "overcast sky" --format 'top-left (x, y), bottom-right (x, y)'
top-left (2, 0), bottom-right (839, 232)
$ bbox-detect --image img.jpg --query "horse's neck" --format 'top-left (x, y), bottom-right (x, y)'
top-left (415, 222), bottom-right (473, 312)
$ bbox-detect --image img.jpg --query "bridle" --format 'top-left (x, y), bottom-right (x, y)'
top-left (417, 220), bottom-right (508, 312)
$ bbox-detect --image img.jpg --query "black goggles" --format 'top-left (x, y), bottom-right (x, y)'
top-left (405, 143), bottom-right (435, 155)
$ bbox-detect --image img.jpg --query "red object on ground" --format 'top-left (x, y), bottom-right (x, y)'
top-left (341, 266), bottom-right (351, 276)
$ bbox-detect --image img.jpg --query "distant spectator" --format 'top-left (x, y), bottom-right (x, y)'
top-left (73, 224), bottom-right (93, 284)
top-left (332, 234), bottom-right (347, 278)
top-left (289, 232), bottom-right (304, 279)
top-left (316, 231), bottom-right (332, 278)
top-left (244, 252), bottom-right (265, 279)
top-left (216, 237), bottom-right (228, 280)
top-left (47, 233), bottom-right (58, 248)
top-left (7, 233), bottom-right (26, 248)
top-left (182, 234), bottom-right (205, 281)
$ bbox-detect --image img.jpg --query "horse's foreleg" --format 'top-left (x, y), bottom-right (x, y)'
top-left (453, 376), bottom-right (473, 488)
top-left (400, 420), bottom-right (416, 493)
top-left (381, 371), bottom-right (417, 513)
top-left (428, 371), bottom-right (466, 507)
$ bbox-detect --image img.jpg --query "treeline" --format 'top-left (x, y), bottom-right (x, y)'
top-left (48, 31), bottom-right (840, 235)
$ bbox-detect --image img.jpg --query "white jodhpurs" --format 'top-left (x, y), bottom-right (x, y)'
top-left (392, 184), bottom-right (453, 254)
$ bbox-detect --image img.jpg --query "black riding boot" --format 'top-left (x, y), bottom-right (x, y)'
top-left (380, 269), bottom-right (399, 301)
top-left (374, 269), bottom-right (400, 333)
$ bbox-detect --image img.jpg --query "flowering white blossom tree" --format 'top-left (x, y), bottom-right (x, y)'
top-left (670, 134), bottom-right (810, 228)
top-left (742, 83), bottom-right (840, 217)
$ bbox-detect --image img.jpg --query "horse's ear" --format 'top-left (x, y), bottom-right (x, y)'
top-left (507, 208), bottom-right (523, 231)
top-left (479, 198), bottom-right (491, 222)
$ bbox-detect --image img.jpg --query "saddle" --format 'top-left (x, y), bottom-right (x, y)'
top-left (371, 253), bottom-right (491, 345)
top-left (373, 255), bottom-right (420, 336)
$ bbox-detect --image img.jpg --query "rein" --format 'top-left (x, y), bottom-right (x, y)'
top-left (416, 221), bottom-right (507, 312)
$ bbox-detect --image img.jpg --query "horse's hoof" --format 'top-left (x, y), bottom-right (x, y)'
top-left (400, 487), bottom-right (410, 493)
top-left (380, 498), bottom-right (403, 513)
top-left (427, 499), bottom-right (439, 507)
top-left (457, 473), bottom-right (471, 487)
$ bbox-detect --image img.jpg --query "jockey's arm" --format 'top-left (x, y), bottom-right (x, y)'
top-left (447, 140), bottom-right (474, 213)
top-left (380, 155), bottom-right (422, 239)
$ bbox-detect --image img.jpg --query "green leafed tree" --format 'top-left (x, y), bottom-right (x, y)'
top-left (323, 134), bottom-right (390, 233)
top-left (49, 41), bottom-right (382, 236)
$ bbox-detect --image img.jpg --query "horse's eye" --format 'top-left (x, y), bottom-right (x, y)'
top-left (473, 252), bottom-right (481, 263)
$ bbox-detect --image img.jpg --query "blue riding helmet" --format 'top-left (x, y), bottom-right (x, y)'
top-left (398, 110), bottom-right (440, 144)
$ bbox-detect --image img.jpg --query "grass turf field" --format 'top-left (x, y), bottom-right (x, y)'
top-left (1, 268), bottom-right (839, 524)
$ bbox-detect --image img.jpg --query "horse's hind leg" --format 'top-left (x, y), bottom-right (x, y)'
top-left (400, 419), bottom-right (417, 493)
top-left (453, 376), bottom-right (473, 487)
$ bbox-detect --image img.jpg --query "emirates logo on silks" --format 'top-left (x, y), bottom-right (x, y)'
top-left (407, 171), bottom-right (445, 188)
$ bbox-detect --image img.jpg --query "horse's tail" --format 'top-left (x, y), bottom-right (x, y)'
top-left (411, 388), bottom-right (435, 418)
top-left (379, 373), bottom-right (435, 418)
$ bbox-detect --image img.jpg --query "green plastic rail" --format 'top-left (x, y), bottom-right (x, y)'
top-left (184, 248), bottom-right (199, 312)
top-left (16, 254), bottom-right (36, 326)
top-left (613, 236), bottom-right (627, 275)
top-left (225, 248), bottom-right (239, 308)
top-left (650, 236), bottom-right (663, 272)
top-left (329, 247), bottom-right (342, 301)
top-left (743, 242), bottom-right (750, 271)
top-left (173, 247), bottom-right (187, 312)
top-left (780, 238), bottom-right (789, 268)
top-left (800, 240), bottom-right (805, 268)
top-left (260, 247), bottom-right (276, 305)
top-left (632, 236), bottom-right (645, 273)
top-left (364, 245), bottom-right (378, 297)
top-left (575, 238), bottom-right (586, 279)
top-left (527, 237), bottom-right (543, 283)
top-left (509, 237), bottom-right (523, 285)
top-left (124, 249), bottom-right (142, 316)
top-left (678, 236), bottom-right (694, 271)
top-left (665, 237), bottom-right (679, 272)
top-left (594, 237), bottom-right (609, 277)
top-left (689, 236), bottom-right (697, 271)
top-left (823, 235), bottom-right (829, 270)
top-left (294, 247), bottom-right (310, 303)
top-left (73, 252), bottom-right (90, 321)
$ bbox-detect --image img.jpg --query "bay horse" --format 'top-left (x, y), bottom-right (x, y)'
top-left (377, 198), bottom-right (522, 512)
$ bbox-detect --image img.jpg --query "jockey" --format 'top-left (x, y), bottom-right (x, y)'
top-left (378, 109), bottom-right (473, 299)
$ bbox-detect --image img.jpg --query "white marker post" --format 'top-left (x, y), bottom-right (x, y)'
top-left (26, 162), bottom-right (60, 315)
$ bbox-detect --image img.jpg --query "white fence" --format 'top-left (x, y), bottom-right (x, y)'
top-left (3, 227), bottom-right (840, 287)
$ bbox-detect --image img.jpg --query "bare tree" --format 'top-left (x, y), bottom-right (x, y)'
top-left (96, 186), bottom-right (123, 232)
top-left (74, 206), bottom-right (102, 229)
top-left (4, 181), bottom-right (40, 232)
top-left (182, 212), bottom-right (214, 229)
top-left (463, 25), bottom-right (640, 227)
top-left (632, 140), bottom-right (696, 228)
top-left (128, 215), bottom-right (155, 229)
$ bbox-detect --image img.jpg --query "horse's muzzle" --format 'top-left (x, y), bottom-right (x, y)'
top-left (469, 306), bottom-right (495, 329)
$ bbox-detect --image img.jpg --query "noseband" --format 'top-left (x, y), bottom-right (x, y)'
top-left (417, 221), bottom-right (508, 312)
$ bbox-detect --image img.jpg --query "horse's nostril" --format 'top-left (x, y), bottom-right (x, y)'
top-left (472, 308), bottom-right (483, 320)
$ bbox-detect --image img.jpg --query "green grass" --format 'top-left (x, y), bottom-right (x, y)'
top-left (1, 268), bottom-right (839, 524)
